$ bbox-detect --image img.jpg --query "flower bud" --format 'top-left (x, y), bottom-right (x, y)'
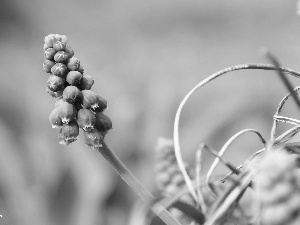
top-left (54, 51), bottom-right (69, 63)
top-left (81, 90), bottom-right (97, 109)
top-left (51, 63), bottom-right (68, 78)
top-left (91, 95), bottom-right (107, 113)
top-left (95, 113), bottom-right (112, 133)
top-left (44, 48), bottom-right (56, 60)
top-left (78, 75), bottom-right (94, 90)
top-left (49, 107), bottom-right (63, 128)
top-left (44, 34), bottom-right (55, 48)
top-left (83, 129), bottom-right (104, 149)
top-left (81, 90), bottom-right (107, 111)
top-left (77, 65), bottom-right (84, 74)
top-left (43, 60), bottom-right (55, 73)
top-left (66, 71), bottom-right (83, 85)
top-left (55, 98), bottom-right (65, 108)
top-left (77, 108), bottom-right (96, 131)
top-left (57, 101), bottom-right (77, 124)
top-left (46, 87), bottom-right (63, 98)
top-left (58, 120), bottom-right (79, 145)
top-left (67, 57), bottom-right (80, 71)
top-left (65, 45), bottom-right (74, 58)
top-left (43, 43), bottom-right (49, 51)
top-left (63, 86), bottom-right (82, 103)
top-left (60, 35), bottom-right (68, 45)
top-left (47, 75), bottom-right (65, 92)
top-left (53, 34), bottom-right (62, 43)
top-left (53, 41), bottom-right (66, 51)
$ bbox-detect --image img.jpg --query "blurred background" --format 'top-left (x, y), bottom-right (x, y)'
top-left (1, 0), bottom-right (300, 224)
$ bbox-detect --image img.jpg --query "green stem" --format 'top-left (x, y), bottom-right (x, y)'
top-left (97, 141), bottom-right (182, 225)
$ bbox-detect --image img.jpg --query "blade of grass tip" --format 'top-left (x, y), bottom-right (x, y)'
top-left (206, 144), bottom-right (252, 187)
top-left (221, 148), bottom-right (265, 183)
top-left (264, 50), bottom-right (300, 112)
top-left (205, 129), bottom-right (265, 191)
top-left (220, 165), bottom-right (243, 183)
top-left (273, 125), bottom-right (300, 146)
top-left (202, 144), bottom-right (240, 175)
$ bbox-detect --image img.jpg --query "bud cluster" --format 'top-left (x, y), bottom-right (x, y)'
top-left (43, 34), bottom-right (112, 148)
top-left (255, 148), bottom-right (300, 225)
top-left (154, 137), bottom-right (196, 224)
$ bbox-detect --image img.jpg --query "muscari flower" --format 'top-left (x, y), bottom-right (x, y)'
top-left (43, 60), bottom-right (55, 73)
top-left (63, 86), bottom-right (82, 103)
top-left (46, 87), bottom-right (63, 98)
top-left (49, 107), bottom-right (63, 128)
top-left (66, 71), bottom-right (83, 85)
top-left (44, 48), bottom-right (56, 60)
top-left (58, 120), bottom-right (79, 145)
top-left (51, 63), bottom-right (68, 78)
top-left (47, 75), bottom-right (65, 92)
top-left (92, 95), bottom-right (107, 113)
top-left (53, 41), bottom-right (66, 51)
top-left (83, 129), bottom-right (104, 149)
top-left (77, 108), bottom-right (96, 131)
top-left (81, 90), bottom-right (107, 111)
top-left (67, 57), bottom-right (80, 71)
top-left (64, 45), bottom-right (74, 58)
top-left (78, 74), bottom-right (94, 90)
top-left (44, 34), bottom-right (56, 49)
top-left (94, 112), bottom-right (112, 134)
top-left (77, 65), bottom-right (84, 74)
top-left (54, 51), bottom-right (69, 63)
top-left (57, 101), bottom-right (77, 124)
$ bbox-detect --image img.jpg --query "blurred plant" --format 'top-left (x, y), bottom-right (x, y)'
top-left (154, 137), bottom-right (197, 224)
top-left (255, 147), bottom-right (300, 225)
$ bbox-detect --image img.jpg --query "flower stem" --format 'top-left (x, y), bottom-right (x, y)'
top-left (97, 141), bottom-right (181, 225)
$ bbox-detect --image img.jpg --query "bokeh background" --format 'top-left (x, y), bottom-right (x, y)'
top-left (1, 0), bottom-right (300, 224)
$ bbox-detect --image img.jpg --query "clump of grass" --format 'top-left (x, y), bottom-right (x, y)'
top-left (167, 52), bottom-right (300, 225)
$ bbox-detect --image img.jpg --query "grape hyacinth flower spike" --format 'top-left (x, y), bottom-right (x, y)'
top-left (42, 34), bottom-right (182, 225)
top-left (42, 34), bottom-right (111, 147)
